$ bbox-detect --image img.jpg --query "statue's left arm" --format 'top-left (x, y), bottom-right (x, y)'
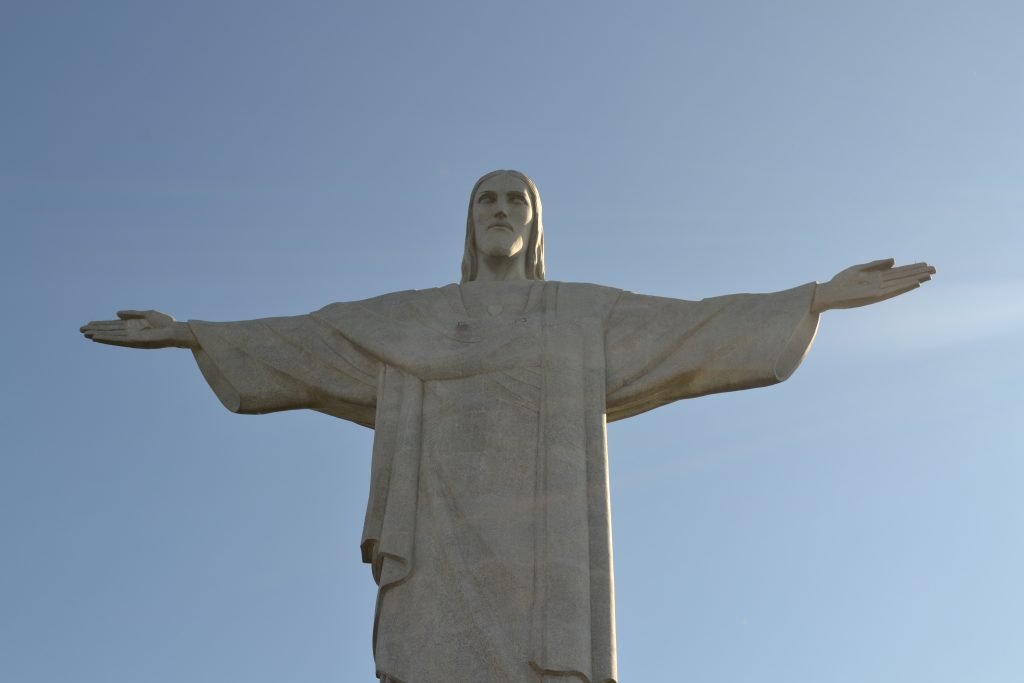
top-left (603, 259), bottom-right (934, 422)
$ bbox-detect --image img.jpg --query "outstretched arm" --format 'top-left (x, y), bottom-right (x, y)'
top-left (80, 310), bottom-right (198, 349)
top-left (811, 258), bottom-right (935, 314)
top-left (81, 308), bottom-right (378, 422)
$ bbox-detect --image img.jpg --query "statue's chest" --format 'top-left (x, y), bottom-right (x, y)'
top-left (433, 312), bottom-right (544, 376)
top-left (351, 283), bottom-right (608, 380)
top-left (457, 287), bottom-right (533, 319)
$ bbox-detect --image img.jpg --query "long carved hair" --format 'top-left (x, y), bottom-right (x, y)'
top-left (460, 170), bottom-right (546, 283)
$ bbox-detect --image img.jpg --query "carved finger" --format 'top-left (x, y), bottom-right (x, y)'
top-left (882, 273), bottom-right (932, 287)
top-left (81, 327), bottom-right (124, 337)
top-left (879, 282), bottom-right (922, 299)
top-left (884, 274), bottom-right (932, 290)
top-left (862, 258), bottom-right (896, 272)
top-left (89, 337), bottom-right (140, 348)
top-left (882, 263), bottom-right (934, 281)
top-left (83, 321), bottom-right (129, 330)
top-left (881, 263), bottom-right (924, 278)
top-left (86, 331), bottom-right (131, 341)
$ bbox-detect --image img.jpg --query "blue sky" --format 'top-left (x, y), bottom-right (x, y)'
top-left (2, 1), bottom-right (1022, 681)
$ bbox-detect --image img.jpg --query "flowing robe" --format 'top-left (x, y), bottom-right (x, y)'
top-left (187, 281), bottom-right (819, 683)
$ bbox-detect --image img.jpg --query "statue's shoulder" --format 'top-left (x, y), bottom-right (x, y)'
top-left (550, 281), bottom-right (623, 318)
top-left (315, 286), bottom-right (453, 321)
top-left (315, 281), bottom-right (625, 323)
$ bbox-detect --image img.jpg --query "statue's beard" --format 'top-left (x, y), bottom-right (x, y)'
top-left (477, 232), bottom-right (525, 260)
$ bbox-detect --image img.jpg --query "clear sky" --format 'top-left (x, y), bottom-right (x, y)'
top-left (2, 1), bottom-right (1022, 681)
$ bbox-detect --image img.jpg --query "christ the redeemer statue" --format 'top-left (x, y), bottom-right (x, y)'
top-left (81, 170), bottom-right (935, 683)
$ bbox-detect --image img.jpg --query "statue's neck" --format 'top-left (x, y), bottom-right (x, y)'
top-left (474, 251), bottom-right (528, 281)
top-left (459, 278), bottom-right (535, 318)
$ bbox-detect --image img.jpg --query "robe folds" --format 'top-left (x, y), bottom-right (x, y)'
top-left (188, 281), bottom-right (819, 683)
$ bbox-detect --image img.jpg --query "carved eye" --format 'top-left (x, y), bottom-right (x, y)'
top-left (477, 193), bottom-right (495, 204)
top-left (510, 194), bottom-right (527, 204)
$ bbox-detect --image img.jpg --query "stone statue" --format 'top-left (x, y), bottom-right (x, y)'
top-left (81, 170), bottom-right (935, 683)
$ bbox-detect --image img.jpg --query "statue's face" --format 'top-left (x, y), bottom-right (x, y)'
top-left (472, 174), bottom-right (534, 260)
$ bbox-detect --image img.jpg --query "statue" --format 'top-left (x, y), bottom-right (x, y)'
top-left (81, 170), bottom-right (935, 683)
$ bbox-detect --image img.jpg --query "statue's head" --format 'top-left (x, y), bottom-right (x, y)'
top-left (461, 170), bottom-right (545, 282)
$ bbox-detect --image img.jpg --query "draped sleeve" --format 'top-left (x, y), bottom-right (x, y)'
top-left (604, 283), bottom-right (820, 422)
top-left (188, 311), bottom-right (380, 427)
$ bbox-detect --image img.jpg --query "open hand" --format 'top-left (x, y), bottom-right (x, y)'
top-left (80, 310), bottom-right (197, 349)
top-left (812, 259), bottom-right (936, 313)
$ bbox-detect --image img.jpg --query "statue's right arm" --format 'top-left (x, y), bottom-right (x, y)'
top-left (80, 310), bottom-right (198, 349)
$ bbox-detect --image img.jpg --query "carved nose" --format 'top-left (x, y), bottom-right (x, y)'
top-left (495, 207), bottom-right (508, 218)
